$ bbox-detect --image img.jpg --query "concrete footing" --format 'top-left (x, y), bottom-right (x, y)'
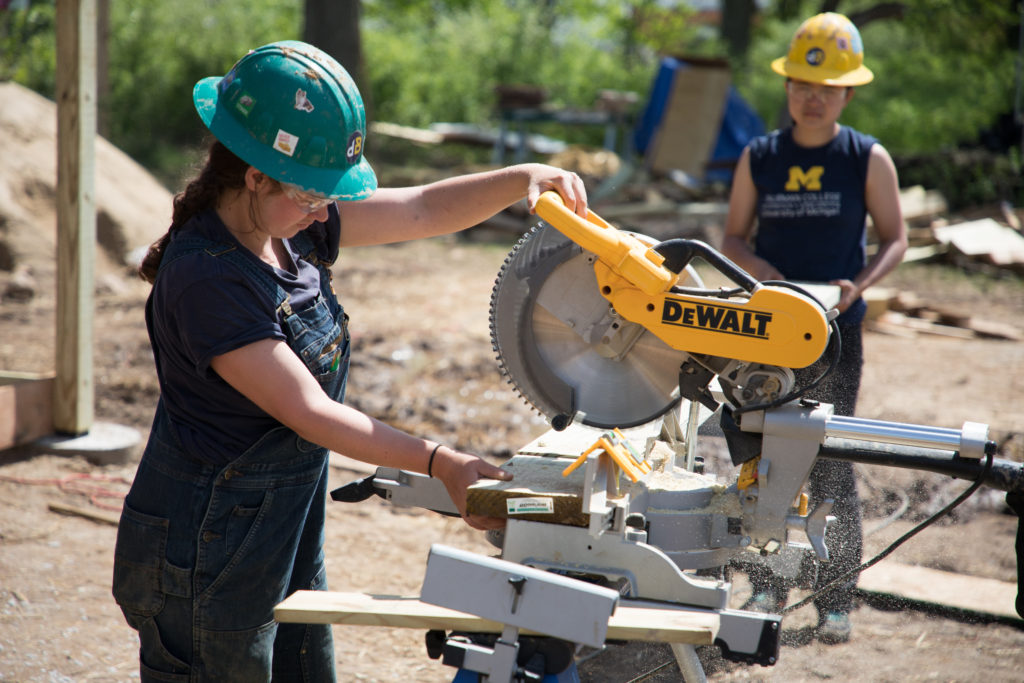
top-left (34, 421), bottom-right (142, 465)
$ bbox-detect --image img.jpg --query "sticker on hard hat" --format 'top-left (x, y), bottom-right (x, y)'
top-left (235, 94), bottom-right (255, 117)
top-left (294, 89), bottom-right (315, 113)
top-left (220, 70), bottom-right (237, 92)
top-left (805, 47), bottom-right (825, 66)
top-left (274, 130), bottom-right (299, 157)
top-left (346, 131), bottom-right (363, 163)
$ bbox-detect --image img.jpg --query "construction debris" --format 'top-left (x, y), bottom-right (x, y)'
top-left (933, 218), bottom-right (1024, 268)
top-left (864, 288), bottom-right (1024, 340)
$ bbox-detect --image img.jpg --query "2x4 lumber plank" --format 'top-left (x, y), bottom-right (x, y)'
top-left (275, 590), bottom-right (719, 645)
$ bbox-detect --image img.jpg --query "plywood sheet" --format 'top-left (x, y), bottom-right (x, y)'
top-left (648, 63), bottom-right (731, 176)
top-left (933, 218), bottom-right (1024, 265)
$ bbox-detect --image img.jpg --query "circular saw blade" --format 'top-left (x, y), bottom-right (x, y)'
top-left (489, 223), bottom-right (684, 429)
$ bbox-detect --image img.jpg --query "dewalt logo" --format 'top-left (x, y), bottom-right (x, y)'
top-left (662, 299), bottom-right (773, 339)
top-left (785, 165), bottom-right (824, 191)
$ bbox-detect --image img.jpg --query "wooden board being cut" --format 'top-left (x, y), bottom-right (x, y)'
top-left (857, 562), bottom-right (1020, 621)
top-left (467, 453), bottom-right (589, 527)
top-left (275, 590), bottom-right (719, 645)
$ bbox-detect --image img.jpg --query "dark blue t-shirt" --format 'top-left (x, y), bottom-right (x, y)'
top-left (146, 206), bottom-right (341, 464)
top-left (748, 126), bottom-right (875, 323)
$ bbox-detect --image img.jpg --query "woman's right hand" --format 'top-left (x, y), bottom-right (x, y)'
top-left (432, 446), bottom-right (513, 530)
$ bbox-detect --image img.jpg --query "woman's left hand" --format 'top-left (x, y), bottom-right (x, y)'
top-left (524, 164), bottom-right (588, 218)
top-left (830, 278), bottom-right (861, 313)
top-left (433, 447), bottom-right (514, 531)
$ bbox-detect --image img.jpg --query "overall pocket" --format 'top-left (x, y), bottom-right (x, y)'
top-left (112, 505), bottom-right (170, 617)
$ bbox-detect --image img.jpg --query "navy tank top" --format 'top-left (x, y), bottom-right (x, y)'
top-left (748, 125), bottom-right (876, 285)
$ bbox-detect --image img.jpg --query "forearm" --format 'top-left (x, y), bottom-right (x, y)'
top-left (340, 163), bottom-right (571, 247)
top-left (292, 389), bottom-right (511, 529)
top-left (853, 235), bottom-right (908, 295)
top-left (295, 397), bottom-right (442, 473)
top-left (212, 340), bottom-right (440, 474)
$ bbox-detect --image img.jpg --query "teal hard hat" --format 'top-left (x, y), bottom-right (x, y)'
top-left (193, 40), bottom-right (376, 200)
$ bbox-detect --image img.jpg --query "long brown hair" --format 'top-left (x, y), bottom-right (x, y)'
top-left (138, 140), bottom-right (249, 283)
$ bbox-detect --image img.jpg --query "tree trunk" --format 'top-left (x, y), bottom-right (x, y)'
top-left (721, 0), bottom-right (758, 68)
top-left (302, 0), bottom-right (372, 120)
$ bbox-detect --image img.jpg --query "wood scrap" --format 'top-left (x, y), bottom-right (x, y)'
top-left (899, 244), bottom-right (947, 263)
top-left (867, 290), bottom-right (1024, 340)
top-left (0, 372), bottom-right (55, 451)
top-left (48, 501), bottom-right (120, 526)
top-left (862, 287), bottom-right (897, 321)
top-left (368, 122), bottom-right (445, 145)
top-left (897, 185), bottom-right (948, 224)
top-left (872, 311), bottom-right (976, 339)
top-left (965, 317), bottom-right (1024, 341)
top-left (933, 218), bottom-right (1024, 266)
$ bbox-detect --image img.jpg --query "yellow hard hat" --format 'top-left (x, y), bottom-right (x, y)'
top-left (771, 12), bottom-right (873, 87)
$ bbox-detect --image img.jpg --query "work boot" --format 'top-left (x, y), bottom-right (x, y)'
top-left (817, 611), bottom-right (852, 644)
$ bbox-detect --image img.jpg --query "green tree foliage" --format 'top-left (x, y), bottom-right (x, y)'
top-left (1, 0), bottom-right (302, 183)
top-left (736, 1), bottom-right (1018, 155)
top-left (0, 1), bottom-right (56, 86)
top-left (360, 1), bottom-right (693, 130)
top-left (1, 0), bottom-right (1018, 204)
top-left (105, 0), bottom-right (301, 178)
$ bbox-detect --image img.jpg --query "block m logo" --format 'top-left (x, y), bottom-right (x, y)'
top-left (785, 165), bottom-right (824, 191)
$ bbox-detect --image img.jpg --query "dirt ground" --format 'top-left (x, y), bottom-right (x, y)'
top-left (1, 226), bottom-right (1023, 682)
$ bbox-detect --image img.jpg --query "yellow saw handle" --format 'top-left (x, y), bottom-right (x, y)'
top-left (534, 192), bottom-right (831, 369)
top-left (535, 191), bottom-right (678, 296)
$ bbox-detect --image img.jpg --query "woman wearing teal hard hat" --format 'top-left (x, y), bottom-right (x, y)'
top-left (113, 40), bottom-right (587, 681)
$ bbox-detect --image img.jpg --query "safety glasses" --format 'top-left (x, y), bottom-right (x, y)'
top-left (282, 183), bottom-right (334, 213)
top-left (787, 81), bottom-right (849, 103)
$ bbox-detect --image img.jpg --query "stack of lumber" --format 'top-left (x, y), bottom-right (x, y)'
top-left (864, 289), bottom-right (1023, 341)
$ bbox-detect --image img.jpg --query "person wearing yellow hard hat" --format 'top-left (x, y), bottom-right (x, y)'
top-left (722, 13), bottom-right (907, 644)
top-left (112, 41), bottom-right (588, 682)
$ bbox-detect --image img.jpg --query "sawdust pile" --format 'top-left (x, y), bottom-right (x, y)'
top-left (0, 82), bottom-right (171, 286)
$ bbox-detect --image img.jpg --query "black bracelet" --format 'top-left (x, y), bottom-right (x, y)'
top-left (427, 443), bottom-right (442, 478)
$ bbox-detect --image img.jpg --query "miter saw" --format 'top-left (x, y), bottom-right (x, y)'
top-left (330, 193), bottom-right (1024, 682)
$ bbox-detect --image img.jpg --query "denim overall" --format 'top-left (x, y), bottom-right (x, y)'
top-left (113, 233), bottom-right (348, 682)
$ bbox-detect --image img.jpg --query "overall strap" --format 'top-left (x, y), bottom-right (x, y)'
top-left (288, 229), bottom-right (337, 302)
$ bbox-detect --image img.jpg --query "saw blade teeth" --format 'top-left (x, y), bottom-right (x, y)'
top-left (489, 224), bottom-right (550, 418)
top-left (489, 221), bottom-right (685, 429)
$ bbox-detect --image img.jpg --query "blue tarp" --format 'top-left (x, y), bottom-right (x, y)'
top-left (633, 57), bottom-right (765, 184)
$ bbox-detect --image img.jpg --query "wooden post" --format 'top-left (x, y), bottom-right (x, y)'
top-left (54, 0), bottom-right (96, 435)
